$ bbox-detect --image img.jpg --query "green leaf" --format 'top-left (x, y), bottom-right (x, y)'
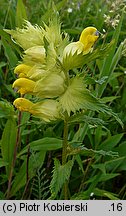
top-left (75, 146), bottom-right (118, 158)
top-left (1, 38), bottom-right (18, 68)
top-left (0, 100), bottom-right (15, 119)
top-left (10, 151), bottom-right (46, 197)
top-left (92, 163), bottom-right (106, 174)
top-left (105, 157), bottom-right (125, 172)
top-left (100, 96), bottom-right (120, 103)
top-left (98, 133), bottom-right (124, 151)
top-left (75, 154), bottom-right (84, 173)
top-left (0, 159), bottom-right (8, 168)
top-left (50, 158), bottom-right (74, 199)
top-left (115, 141), bottom-right (126, 157)
top-left (86, 173), bottom-right (119, 184)
top-left (16, 0), bottom-right (27, 28)
top-left (0, 30), bottom-right (21, 55)
top-left (17, 137), bottom-right (62, 157)
top-left (60, 76), bottom-right (123, 128)
top-left (60, 76), bottom-right (108, 115)
top-left (93, 188), bottom-right (119, 200)
top-left (68, 113), bottom-right (105, 126)
top-left (1, 118), bottom-right (17, 177)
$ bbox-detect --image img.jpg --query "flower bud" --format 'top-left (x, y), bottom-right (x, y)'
top-left (24, 46), bottom-right (45, 64)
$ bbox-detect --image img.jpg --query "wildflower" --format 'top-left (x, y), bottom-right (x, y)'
top-left (6, 17), bottom-right (105, 122)
top-left (79, 27), bottom-right (99, 54)
top-left (13, 98), bottom-right (33, 112)
top-left (63, 27), bottom-right (99, 70)
top-left (103, 0), bottom-right (126, 29)
top-left (67, 8), bottom-right (73, 13)
top-left (14, 64), bottom-right (32, 78)
top-left (13, 78), bottom-right (36, 95)
top-left (13, 98), bottom-right (60, 122)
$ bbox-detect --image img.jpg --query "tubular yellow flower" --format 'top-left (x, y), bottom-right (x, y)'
top-left (13, 98), bottom-right (60, 122)
top-left (12, 78), bottom-right (36, 95)
top-left (62, 26), bottom-right (99, 70)
top-left (79, 27), bottom-right (99, 54)
top-left (14, 64), bottom-right (32, 78)
top-left (13, 98), bottom-right (34, 112)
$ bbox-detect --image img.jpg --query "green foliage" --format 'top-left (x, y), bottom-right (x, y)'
top-left (10, 151), bottom-right (46, 197)
top-left (16, 0), bottom-right (27, 28)
top-left (31, 168), bottom-right (50, 200)
top-left (50, 158), bottom-right (74, 199)
top-left (1, 118), bottom-right (17, 178)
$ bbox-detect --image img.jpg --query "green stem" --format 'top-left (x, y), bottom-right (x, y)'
top-left (62, 115), bottom-right (68, 165)
top-left (62, 113), bottom-right (69, 199)
top-left (6, 111), bottom-right (22, 199)
top-left (61, 67), bottom-right (69, 199)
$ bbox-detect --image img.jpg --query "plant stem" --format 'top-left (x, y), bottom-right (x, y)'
top-left (6, 111), bottom-right (22, 199)
top-left (62, 115), bottom-right (68, 165)
top-left (62, 113), bottom-right (69, 199)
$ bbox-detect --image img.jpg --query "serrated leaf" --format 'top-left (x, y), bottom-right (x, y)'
top-left (59, 76), bottom-right (123, 128)
top-left (50, 158), bottom-right (74, 199)
top-left (60, 76), bottom-right (108, 115)
top-left (68, 113), bottom-right (105, 126)
top-left (69, 145), bottom-right (118, 158)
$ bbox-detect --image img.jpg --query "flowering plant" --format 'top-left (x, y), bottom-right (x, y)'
top-left (4, 12), bottom-right (122, 199)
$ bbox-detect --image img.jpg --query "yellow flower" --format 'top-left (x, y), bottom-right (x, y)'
top-left (79, 26), bottom-right (99, 54)
top-left (13, 98), bottom-right (60, 122)
top-left (14, 64), bottom-right (32, 78)
top-left (12, 78), bottom-right (36, 95)
top-left (62, 27), bottom-right (99, 70)
top-left (13, 98), bottom-right (33, 112)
